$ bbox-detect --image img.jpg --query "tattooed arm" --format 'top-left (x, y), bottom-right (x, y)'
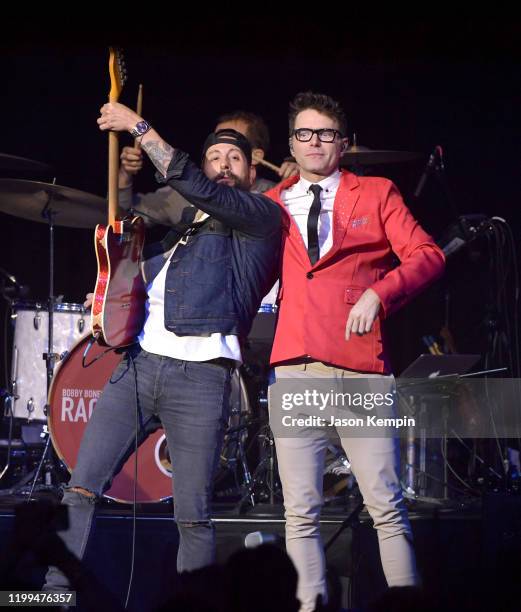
top-left (140, 137), bottom-right (174, 177)
top-left (97, 102), bottom-right (174, 177)
top-left (97, 102), bottom-right (280, 237)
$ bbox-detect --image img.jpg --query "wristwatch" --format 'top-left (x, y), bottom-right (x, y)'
top-left (130, 120), bottom-right (152, 138)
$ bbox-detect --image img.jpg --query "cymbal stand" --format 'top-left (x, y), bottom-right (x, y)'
top-left (27, 188), bottom-right (61, 498)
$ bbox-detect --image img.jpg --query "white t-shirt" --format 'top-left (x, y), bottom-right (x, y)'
top-left (139, 216), bottom-right (242, 363)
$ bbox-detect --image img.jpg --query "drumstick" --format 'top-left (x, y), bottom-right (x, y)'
top-left (253, 152), bottom-right (281, 174)
top-left (134, 83), bottom-right (143, 149)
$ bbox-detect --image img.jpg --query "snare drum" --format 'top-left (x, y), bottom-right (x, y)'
top-left (10, 301), bottom-right (90, 421)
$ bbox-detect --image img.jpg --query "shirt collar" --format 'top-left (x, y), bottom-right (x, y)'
top-left (298, 169), bottom-right (341, 195)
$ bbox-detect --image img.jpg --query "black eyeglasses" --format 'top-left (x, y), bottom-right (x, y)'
top-left (291, 128), bottom-right (344, 142)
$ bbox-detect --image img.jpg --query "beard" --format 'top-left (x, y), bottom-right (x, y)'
top-left (213, 171), bottom-right (250, 191)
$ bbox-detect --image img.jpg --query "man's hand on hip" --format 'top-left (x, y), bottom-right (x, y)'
top-left (345, 288), bottom-right (381, 340)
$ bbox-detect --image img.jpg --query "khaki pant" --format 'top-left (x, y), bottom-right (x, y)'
top-left (270, 361), bottom-right (419, 612)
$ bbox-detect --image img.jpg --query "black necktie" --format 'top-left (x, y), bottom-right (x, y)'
top-left (307, 184), bottom-right (322, 265)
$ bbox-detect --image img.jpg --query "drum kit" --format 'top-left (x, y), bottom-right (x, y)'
top-left (0, 143), bottom-right (425, 506)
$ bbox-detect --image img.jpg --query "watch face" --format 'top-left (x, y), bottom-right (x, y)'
top-left (136, 121), bottom-right (148, 134)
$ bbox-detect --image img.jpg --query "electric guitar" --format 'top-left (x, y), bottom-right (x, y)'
top-left (91, 47), bottom-right (146, 347)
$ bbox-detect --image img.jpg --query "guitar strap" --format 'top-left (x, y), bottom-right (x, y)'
top-left (140, 210), bottom-right (230, 284)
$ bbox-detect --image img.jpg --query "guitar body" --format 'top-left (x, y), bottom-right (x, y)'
top-left (91, 216), bottom-right (147, 347)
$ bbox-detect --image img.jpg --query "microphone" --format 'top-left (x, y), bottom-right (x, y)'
top-left (244, 531), bottom-right (283, 549)
top-left (414, 145), bottom-right (443, 198)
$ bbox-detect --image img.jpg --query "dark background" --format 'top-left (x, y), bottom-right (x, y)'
top-left (1, 17), bottom-right (520, 381)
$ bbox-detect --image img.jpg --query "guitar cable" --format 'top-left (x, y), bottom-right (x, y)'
top-left (81, 333), bottom-right (118, 368)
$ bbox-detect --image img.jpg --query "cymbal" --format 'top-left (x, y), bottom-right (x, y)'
top-left (341, 145), bottom-right (421, 166)
top-left (0, 153), bottom-right (53, 174)
top-left (0, 179), bottom-right (106, 228)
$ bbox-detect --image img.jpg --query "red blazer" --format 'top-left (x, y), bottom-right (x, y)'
top-left (266, 170), bottom-right (445, 373)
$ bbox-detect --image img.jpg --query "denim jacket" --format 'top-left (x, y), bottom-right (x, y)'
top-left (141, 150), bottom-right (281, 338)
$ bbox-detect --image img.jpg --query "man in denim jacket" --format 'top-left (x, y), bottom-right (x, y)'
top-left (44, 103), bottom-right (281, 593)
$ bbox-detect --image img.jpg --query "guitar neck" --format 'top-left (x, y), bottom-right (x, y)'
top-left (108, 128), bottom-right (120, 227)
top-left (106, 46), bottom-right (127, 227)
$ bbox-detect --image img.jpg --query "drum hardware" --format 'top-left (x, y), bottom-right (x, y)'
top-left (214, 414), bottom-right (266, 502)
top-left (0, 456), bottom-right (58, 498)
top-left (0, 393), bottom-right (15, 484)
top-left (0, 179), bottom-right (106, 229)
top-left (26, 398), bottom-right (35, 417)
top-left (323, 445), bottom-right (356, 504)
top-left (235, 387), bottom-right (281, 513)
top-left (212, 370), bottom-right (256, 501)
top-left (0, 152), bottom-right (52, 175)
top-left (1, 271), bottom-right (25, 485)
top-left (341, 135), bottom-right (421, 167)
top-left (0, 76), bottom-right (130, 495)
top-left (78, 313), bottom-right (86, 334)
top-left (253, 137), bottom-right (421, 176)
top-left (16, 174), bottom-right (106, 494)
top-left (0, 419), bottom-right (60, 496)
top-left (22, 185), bottom-right (65, 498)
top-left (337, 135), bottom-right (423, 180)
top-left (42, 352), bottom-right (63, 361)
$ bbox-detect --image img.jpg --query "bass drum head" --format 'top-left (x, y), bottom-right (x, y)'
top-left (48, 336), bottom-right (172, 503)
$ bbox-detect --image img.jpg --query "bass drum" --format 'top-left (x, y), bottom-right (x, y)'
top-left (48, 335), bottom-right (250, 503)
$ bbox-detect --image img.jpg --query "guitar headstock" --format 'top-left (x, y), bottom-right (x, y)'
top-left (108, 47), bottom-right (127, 102)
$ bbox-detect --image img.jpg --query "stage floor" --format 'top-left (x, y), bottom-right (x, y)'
top-left (2, 492), bottom-right (519, 610)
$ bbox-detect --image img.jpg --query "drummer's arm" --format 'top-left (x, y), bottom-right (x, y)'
top-left (119, 146), bottom-right (143, 188)
top-left (119, 183), bottom-right (195, 228)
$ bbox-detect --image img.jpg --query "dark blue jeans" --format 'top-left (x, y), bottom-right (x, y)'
top-left (45, 347), bottom-right (231, 590)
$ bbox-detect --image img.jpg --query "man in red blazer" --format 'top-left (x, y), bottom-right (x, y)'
top-left (266, 92), bottom-right (445, 611)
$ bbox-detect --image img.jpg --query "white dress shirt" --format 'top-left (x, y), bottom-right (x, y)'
top-left (281, 170), bottom-right (341, 259)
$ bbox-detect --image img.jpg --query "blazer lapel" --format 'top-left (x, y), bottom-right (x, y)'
top-left (315, 170), bottom-right (360, 268)
top-left (269, 171), bottom-right (360, 269)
